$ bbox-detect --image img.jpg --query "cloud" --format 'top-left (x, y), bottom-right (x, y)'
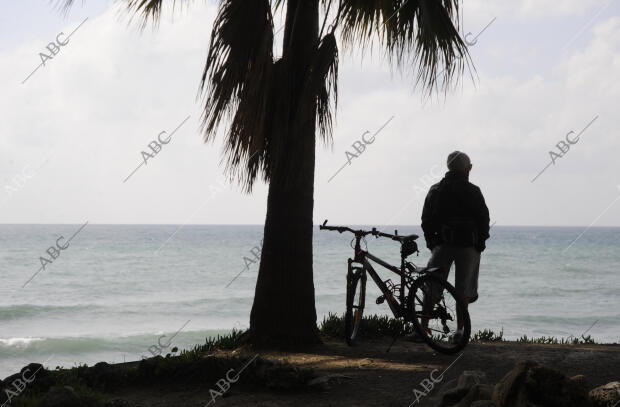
top-left (316, 15), bottom-right (620, 227)
top-left (1, 1), bottom-right (619, 226)
top-left (463, 0), bottom-right (608, 21)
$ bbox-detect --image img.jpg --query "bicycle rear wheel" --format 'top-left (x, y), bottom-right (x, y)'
top-left (408, 274), bottom-right (470, 354)
top-left (345, 267), bottom-right (366, 346)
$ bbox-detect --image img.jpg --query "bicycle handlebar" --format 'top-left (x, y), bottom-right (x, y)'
top-left (319, 220), bottom-right (400, 240)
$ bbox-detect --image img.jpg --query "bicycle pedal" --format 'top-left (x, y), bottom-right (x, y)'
top-left (376, 296), bottom-right (385, 305)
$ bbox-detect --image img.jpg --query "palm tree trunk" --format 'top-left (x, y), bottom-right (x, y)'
top-left (249, 0), bottom-right (321, 347)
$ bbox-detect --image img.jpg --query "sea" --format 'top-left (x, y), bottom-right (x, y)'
top-left (1, 224), bottom-right (619, 378)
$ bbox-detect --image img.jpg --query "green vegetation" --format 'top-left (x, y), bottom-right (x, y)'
top-left (319, 314), bottom-right (599, 345)
top-left (319, 312), bottom-right (415, 339)
top-left (472, 328), bottom-right (505, 342)
top-left (179, 328), bottom-right (247, 361)
top-left (517, 334), bottom-right (596, 345)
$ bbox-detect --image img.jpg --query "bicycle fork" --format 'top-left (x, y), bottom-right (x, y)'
top-left (347, 258), bottom-right (366, 313)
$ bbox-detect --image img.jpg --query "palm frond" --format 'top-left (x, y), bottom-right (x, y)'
top-left (304, 32), bottom-right (339, 145)
top-left (58, 0), bottom-right (185, 28)
top-left (338, 0), bottom-right (470, 93)
top-left (200, 0), bottom-right (275, 192)
top-left (55, 0), bottom-right (87, 15)
top-left (125, 0), bottom-right (167, 27)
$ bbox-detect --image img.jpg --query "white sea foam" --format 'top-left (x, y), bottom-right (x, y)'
top-left (0, 337), bottom-right (45, 347)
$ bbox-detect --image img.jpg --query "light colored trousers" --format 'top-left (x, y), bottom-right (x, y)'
top-left (427, 244), bottom-right (481, 303)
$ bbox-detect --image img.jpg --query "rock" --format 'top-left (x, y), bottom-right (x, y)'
top-left (93, 361), bottom-right (112, 370)
top-left (440, 386), bottom-right (471, 406)
top-left (1, 362), bottom-right (54, 401)
top-left (40, 385), bottom-right (82, 407)
top-left (492, 360), bottom-right (591, 407)
top-left (432, 371), bottom-right (489, 407)
top-left (458, 371), bottom-right (486, 389)
top-left (1, 372), bottom-right (24, 406)
top-left (21, 362), bottom-right (54, 391)
top-left (2, 372), bottom-right (22, 386)
top-left (568, 374), bottom-right (590, 401)
top-left (20, 362), bottom-right (44, 375)
top-left (436, 378), bottom-right (458, 396)
top-left (452, 384), bottom-right (494, 407)
top-left (491, 360), bottom-right (535, 406)
top-left (429, 378), bottom-right (458, 406)
top-left (589, 382), bottom-right (620, 407)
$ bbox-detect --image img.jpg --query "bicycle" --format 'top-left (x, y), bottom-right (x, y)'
top-left (319, 220), bottom-right (471, 354)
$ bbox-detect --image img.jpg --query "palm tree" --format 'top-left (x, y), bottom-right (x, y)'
top-left (63, 0), bottom-right (470, 347)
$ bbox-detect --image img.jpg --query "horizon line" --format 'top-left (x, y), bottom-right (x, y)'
top-left (2, 223), bottom-right (620, 228)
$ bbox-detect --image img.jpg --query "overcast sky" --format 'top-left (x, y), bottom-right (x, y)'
top-left (1, 0), bottom-right (619, 226)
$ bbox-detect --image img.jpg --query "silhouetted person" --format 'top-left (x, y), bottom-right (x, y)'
top-left (422, 151), bottom-right (490, 343)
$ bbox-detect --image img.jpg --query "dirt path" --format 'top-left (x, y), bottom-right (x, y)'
top-left (112, 338), bottom-right (620, 407)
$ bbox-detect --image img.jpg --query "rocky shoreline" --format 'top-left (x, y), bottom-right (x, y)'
top-left (424, 360), bottom-right (620, 407)
top-left (2, 338), bottom-right (619, 406)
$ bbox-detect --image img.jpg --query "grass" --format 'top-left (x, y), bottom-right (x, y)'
top-left (179, 328), bottom-right (246, 361)
top-left (472, 328), bottom-right (505, 342)
top-left (319, 312), bottom-right (415, 339)
top-left (319, 313), bottom-right (599, 345)
top-left (516, 334), bottom-right (596, 345)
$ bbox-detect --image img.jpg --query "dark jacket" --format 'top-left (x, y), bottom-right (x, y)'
top-left (422, 171), bottom-right (490, 252)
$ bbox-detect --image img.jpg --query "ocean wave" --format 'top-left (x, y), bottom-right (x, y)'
top-left (0, 297), bottom-right (255, 322)
top-left (0, 299), bottom-right (251, 321)
top-left (0, 337), bottom-right (45, 347)
top-left (0, 329), bottom-right (233, 357)
top-left (0, 304), bottom-right (98, 321)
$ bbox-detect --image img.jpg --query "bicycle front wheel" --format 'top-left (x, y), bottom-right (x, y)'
top-left (345, 268), bottom-right (366, 346)
top-left (408, 274), bottom-right (470, 354)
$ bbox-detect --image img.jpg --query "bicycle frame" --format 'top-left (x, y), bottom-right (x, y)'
top-left (349, 235), bottom-right (410, 319)
top-left (320, 220), bottom-right (470, 353)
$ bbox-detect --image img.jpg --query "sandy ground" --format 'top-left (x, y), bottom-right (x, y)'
top-left (103, 337), bottom-right (620, 407)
